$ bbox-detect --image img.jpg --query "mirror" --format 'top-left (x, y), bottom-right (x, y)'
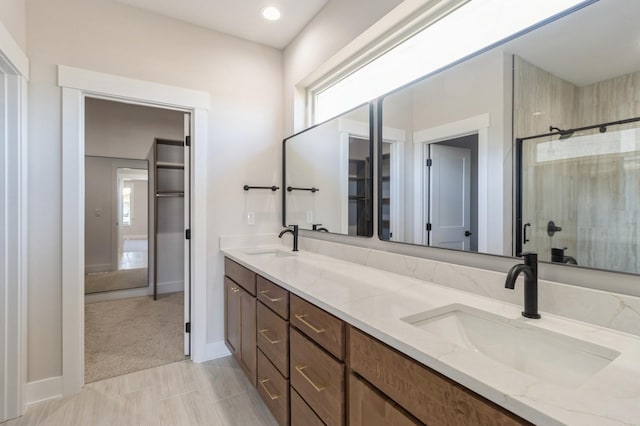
top-left (85, 156), bottom-right (149, 293)
top-left (379, 0), bottom-right (640, 274)
top-left (284, 103), bottom-right (373, 236)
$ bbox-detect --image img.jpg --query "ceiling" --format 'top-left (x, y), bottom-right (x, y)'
top-left (112, 0), bottom-right (329, 49)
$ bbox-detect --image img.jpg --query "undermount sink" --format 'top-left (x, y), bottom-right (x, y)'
top-left (401, 304), bottom-right (620, 388)
top-left (242, 248), bottom-right (297, 257)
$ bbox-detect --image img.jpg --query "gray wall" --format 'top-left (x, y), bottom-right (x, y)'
top-left (27, 0), bottom-right (283, 382)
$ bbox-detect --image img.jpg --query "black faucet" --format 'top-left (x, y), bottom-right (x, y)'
top-left (505, 252), bottom-right (541, 319)
top-left (278, 225), bottom-right (299, 251)
top-left (312, 224), bottom-right (329, 232)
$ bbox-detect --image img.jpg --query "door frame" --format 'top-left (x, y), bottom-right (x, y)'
top-left (59, 65), bottom-right (210, 397)
top-left (0, 23), bottom-right (29, 421)
top-left (413, 113), bottom-right (489, 250)
top-left (0, 22), bottom-right (29, 423)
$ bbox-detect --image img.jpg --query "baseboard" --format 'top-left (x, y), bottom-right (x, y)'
top-left (157, 281), bottom-right (184, 294)
top-left (204, 340), bottom-right (231, 361)
top-left (85, 264), bottom-right (112, 274)
top-left (85, 281), bottom-right (184, 303)
top-left (26, 376), bottom-right (62, 407)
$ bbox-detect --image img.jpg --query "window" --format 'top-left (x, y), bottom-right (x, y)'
top-left (122, 186), bottom-right (132, 226)
top-left (312, 0), bottom-right (591, 123)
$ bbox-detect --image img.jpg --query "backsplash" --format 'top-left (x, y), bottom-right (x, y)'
top-left (299, 237), bottom-right (640, 338)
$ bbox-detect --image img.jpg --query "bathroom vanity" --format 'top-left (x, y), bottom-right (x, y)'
top-left (222, 244), bottom-right (640, 425)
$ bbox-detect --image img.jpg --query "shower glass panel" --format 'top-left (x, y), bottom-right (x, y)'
top-left (517, 119), bottom-right (640, 274)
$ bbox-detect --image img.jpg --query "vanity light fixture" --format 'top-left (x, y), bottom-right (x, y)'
top-left (261, 6), bottom-right (281, 21)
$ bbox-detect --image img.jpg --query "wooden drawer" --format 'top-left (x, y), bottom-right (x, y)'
top-left (257, 350), bottom-right (289, 426)
top-left (257, 301), bottom-right (289, 377)
top-left (225, 257), bottom-right (256, 295)
top-left (347, 327), bottom-right (530, 426)
top-left (290, 294), bottom-right (344, 360)
top-left (291, 387), bottom-right (325, 426)
top-left (349, 373), bottom-right (419, 426)
top-left (257, 275), bottom-right (289, 319)
top-left (290, 327), bottom-right (344, 426)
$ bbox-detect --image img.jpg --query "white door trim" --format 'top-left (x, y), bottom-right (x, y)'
top-left (0, 22), bottom-right (29, 421)
top-left (60, 65), bottom-right (210, 397)
top-left (413, 113), bottom-right (490, 250)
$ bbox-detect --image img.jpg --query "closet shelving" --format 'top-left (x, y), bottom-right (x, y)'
top-left (153, 138), bottom-right (185, 300)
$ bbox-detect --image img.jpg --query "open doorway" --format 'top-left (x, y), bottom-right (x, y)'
top-left (424, 134), bottom-right (479, 251)
top-left (83, 98), bottom-right (190, 383)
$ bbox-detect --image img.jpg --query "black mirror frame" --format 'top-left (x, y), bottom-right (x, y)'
top-left (282, 102), bottom-right (375, 238)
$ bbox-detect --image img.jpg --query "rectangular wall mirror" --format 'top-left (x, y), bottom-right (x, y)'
top-left (85, 156), bottom-right (149, 293)
top-left (283, 103), bottom-right (373, 237)
top-left (378, 0), bottom-right (640, 275)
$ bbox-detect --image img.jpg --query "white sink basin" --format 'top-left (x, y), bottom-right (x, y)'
top-left (401, 304), bottom-right (620, 388)
top-left (242, 248), bottom-right (297, 257)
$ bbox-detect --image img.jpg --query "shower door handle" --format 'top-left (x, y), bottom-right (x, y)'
top-left (523, 223), bottom-right (531, 244)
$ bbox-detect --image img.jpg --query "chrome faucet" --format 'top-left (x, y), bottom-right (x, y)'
top-left (505, 252), bottom-right (541, 319)
top-left (278, 225), bottom-right (299, 251)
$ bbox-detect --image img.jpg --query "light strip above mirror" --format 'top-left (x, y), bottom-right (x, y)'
top-left (315, 0), bottom-right (594, 123)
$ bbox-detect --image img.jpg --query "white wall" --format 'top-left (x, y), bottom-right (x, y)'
top-left (0, 0), bottom-right (26, 52)
top-left (283, 0), bottom-right (403, 135)
top-left (27, 0), bottom-right (283, 382)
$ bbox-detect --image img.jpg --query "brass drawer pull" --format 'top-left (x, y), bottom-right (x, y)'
top-left (259, 328), bottom-right (281, 344)
top-left (294, 314), bottom-right (325, 334)
top-left (258, 378), bottom-right (280, 400)
top-left (259, 290), bottom-right (282, 303)
top-left (295, 365), bottom-right (326, 392)
top-left (231, 287), bottom-right (240, 293)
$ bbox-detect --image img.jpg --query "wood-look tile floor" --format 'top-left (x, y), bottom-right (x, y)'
top-left (6, 357), bottom-right (278, 426)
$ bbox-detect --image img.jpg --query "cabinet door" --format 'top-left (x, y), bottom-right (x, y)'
top-left (349, 374), bottom-right (419, 426)
top-left (240, 288), bottom-right (257, 386)
top-left (224, 277), bottom-right (241, 356)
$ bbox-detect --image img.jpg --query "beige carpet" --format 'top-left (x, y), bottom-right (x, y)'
top-left (85, 292), bottom-right (186, 383)
top-left (85, 268), bottom-right (148, 294)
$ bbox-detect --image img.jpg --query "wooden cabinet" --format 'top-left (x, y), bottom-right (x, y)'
top-left (257, 275), bottom-right (289, 319)
top-left (257, 301), bottom-right (289, 377)
top-left (224, 259), bottom-right (256, 386)
top-left (349, 373), bottom-right (419, 426)
top-left (290, 327), bottom-right (345, 426)
top-left (291, 387), bottom-right (325, 426)
top-left (257, 350), bottom-right (289, 426)
top-left (224, 257), bottom-right (531, 426)
top-left (224, 277), bottom-right (240, 356)
top-left (347, 326), bottom-right (530, 426)
top-left (290, 294), bottom-right (345, 360)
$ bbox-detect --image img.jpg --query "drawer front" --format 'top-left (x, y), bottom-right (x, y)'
top-left (290, 327), bottom-right (344, 426)
top-left (348, 327), bottom-right (529, 426)
top-left (349, 373), bottom-right (419, 426)
top-left (257, 350), bottom-right (289, 426)
top-left (257, 275), bottom-right (289, 319)
top-left (291, 388), bottom-right (325, 426)
top-left (290, 294), bottom-right (344, 360)
top-left (257, 301), bottom-right (289, 377)
top-left (225, 257), bottom-right (256, 295)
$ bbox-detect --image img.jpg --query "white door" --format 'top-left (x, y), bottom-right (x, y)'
top-left (183, 114), bottom-right (191, 356)
top-left (428, 144), bottom-right (471, 250)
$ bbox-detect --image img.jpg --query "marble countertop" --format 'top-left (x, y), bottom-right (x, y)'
top-left (221, 246), bottom-right (640, 425)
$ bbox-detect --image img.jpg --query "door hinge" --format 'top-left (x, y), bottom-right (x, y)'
top-left (426, 223), bottom-right (432, 231)
top-left (426, 158), bottom-right (432, 167)
top-left (185, 322), bottom-right (191, 333)
top-left (185, 135), bottom-right (191, 147)
top-left (185, 229), bottom-right (191, 240)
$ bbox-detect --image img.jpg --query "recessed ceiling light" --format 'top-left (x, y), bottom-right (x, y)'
top-left (261, 6), bottom-right (281, 21)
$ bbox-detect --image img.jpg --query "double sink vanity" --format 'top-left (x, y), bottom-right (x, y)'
top-left (222, 243), bottom-right (640, 425)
